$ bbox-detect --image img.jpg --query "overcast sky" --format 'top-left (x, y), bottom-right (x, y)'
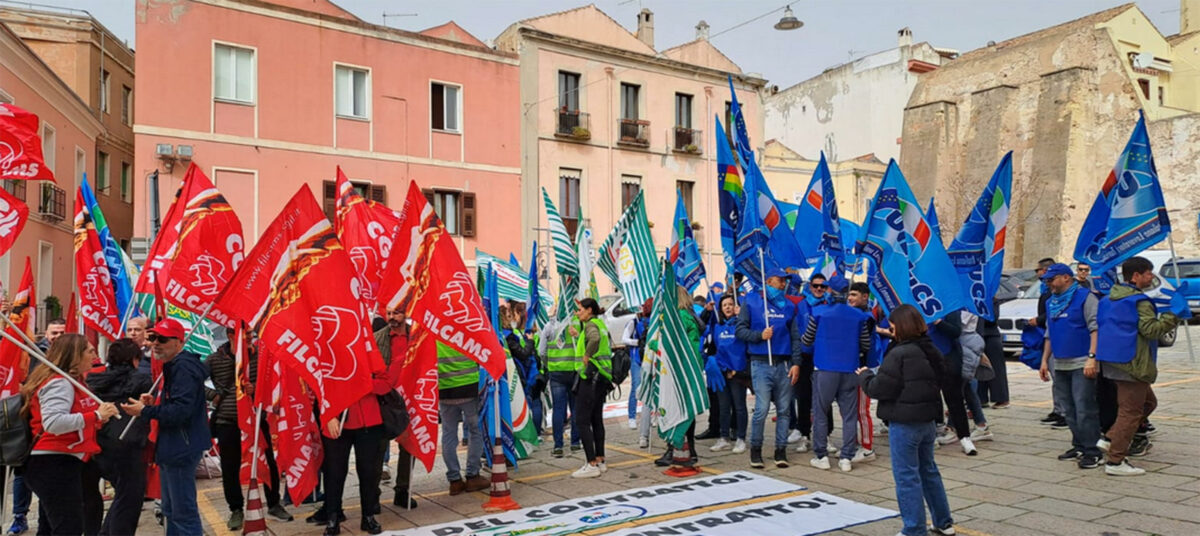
top-left (40, 0), bottom-right (1185, 88)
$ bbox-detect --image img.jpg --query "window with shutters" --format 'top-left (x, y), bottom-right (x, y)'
top-left (100, 70), bottom-right (110, 114)
top-left (620, 175), bottom-right (640, 210)
top-left (431, 82), bottom-right (461, 132)
top-left (558, 71), bottom-right (580, 112)
top-left (122, 86), bottom-right (132, 125)
top-left (40, 123), bottom-right (54, 174)
top-left (335, 65), bottom-right (370, 119)
top-left (96, 152), bottom-right (109, 193)
top-left (120, 162), bottom-right (132, 203)
top-left (559, 169), bottom-right (581, 237)
top-left (321, 179), bottom-right (385, 221)
top-left (677, 180), bottom-right (694, 219)
top-left (214, 43), bottom-right (255, 104)
top-left (421, 189), bottom-right (474, 237)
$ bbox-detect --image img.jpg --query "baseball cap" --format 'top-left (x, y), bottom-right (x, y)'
top-left (1039, 263), bottom-right (1073, 281)
top-left (827, 274), bottom-right (850, 294)
top-left (764, 268), bottom-right (789, 280)
top-left (148, 318), bottom-right (186, 340)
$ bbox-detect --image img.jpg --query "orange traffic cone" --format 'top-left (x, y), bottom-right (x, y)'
top-left (482, 439), bottom-right (520, 512)
top-left (242, 477), bottom-right (268, 536)
top-left (663, 442), bottom-right (701, 477)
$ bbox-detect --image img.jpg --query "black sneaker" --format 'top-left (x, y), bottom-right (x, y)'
top-left (551, 448), bottom-right (564, 458)
top-left (1078, 454), bottom-right (1101, 469)
top-left (1039, 413), bottom-right (1061, 425)
top-left (773, 447), bottom-right (789, 468)
top-left (1051, 418), bottom-right (1068, 429)
top-left (1130, 437), bottom-right (1153, 457)
top-left (655, 447), bottom-right (674, 467)
top-left (1057, 448), bottom-right (1083, 460)
top-left (749, 447), bottom-right (764, 468)
top-left (696, 428), bottom-right (720, 440)
top-left (570, 444), bottom-right (582, 452)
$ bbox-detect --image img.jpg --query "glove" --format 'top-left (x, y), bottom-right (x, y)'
top-left (1169, 282), bottom-right (1193, 319)
top-left (705, 356), bottom-right (726, 392)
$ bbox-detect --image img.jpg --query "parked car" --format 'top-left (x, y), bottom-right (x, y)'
top-left (1158, 257), bottom-right (1200, 318)
top-left (599, 294), bottom-right (637, 346)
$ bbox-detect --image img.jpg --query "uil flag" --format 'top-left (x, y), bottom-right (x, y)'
top-left (858, 161), bottom-right (969, 322)
top-left (0, 258), bottom-right (34, 398)
top-left (217, 185), bottom-right (382, 426)
top-left (727, 76), bottom-right (756, 167)
top-left (668, 189), bottom-right (706, 293)
top-left (138, 163), bottom-right (245, 328)
top-left (378, 181), bottom-right (506, 381)
top-left (793, 153), bottom-right (845, 271)
top-left (0, 186), bottom-right (28, 257)
top-left (948, 152), bottom-right (1013, 321)
top-left (79, 178), bottom-right (134, 325)
top-left (1074, 111), bottom-right (1171, 276)
top-left (334, 167), bottom-right (399, 313)
top-left (596, 191), bottom-right (658, 307)
top-left (73, 188), bottom-right (121, 340)
top-left (926, 197), bottom-right (942, 245)
top-left (0, 103), bottom-right (56, 182)
top-left (715, 118), bottom-right (744, 271)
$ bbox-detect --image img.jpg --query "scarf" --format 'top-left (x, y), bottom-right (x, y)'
top-left (1046, 281), bottom-right (1079, 319)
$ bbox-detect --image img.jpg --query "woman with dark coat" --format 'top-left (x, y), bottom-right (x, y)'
top-left (87, 338), bottom-right (154, 536)
top-left (857, 305), bottom-right (955, 536)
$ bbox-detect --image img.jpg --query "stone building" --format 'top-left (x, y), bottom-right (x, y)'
top-left (900, 2), bottom-right (1200, 268)
top-left (764, 28), bottom-right (956, 165)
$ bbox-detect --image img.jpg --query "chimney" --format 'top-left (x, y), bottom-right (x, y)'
top-left (898, 27), bottom-right (913, 47)
top-left (636, 8), bottom-right (654, 49)
top-left (695, 20), bottom-right (710, 41)
top-left (1184, 0), bottom-right (1200, 35)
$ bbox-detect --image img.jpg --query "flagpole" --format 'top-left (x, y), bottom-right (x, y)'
top-left (0, 324), bottom-right (107, 406)
top-left (757, 248), bottom-right (773, 366)
top-left (181, 300), bottom-right (217, 350)
top-left (117, 300), bottom-right (138, 338)
top-left (406, 456), bottom-right (415, 511)
top-left (1165, 234), bottom-right (1196, 362)
top-left (118, 373), bottom-right (162, 440)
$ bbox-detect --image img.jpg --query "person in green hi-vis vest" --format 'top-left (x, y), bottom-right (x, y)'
top-left (436, 341), bottom-right (489, 496)
top-left (542, 317), bottom-right (583, 458)
top-left (570, 298), bottom-right (613, 479)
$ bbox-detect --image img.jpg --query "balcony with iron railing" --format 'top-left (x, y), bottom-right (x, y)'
top-left (554, 108), bottom-right (591, 141)
top-left (672, 127), bottom-right (703, 155)
top-left (38, 183), bottom-right (66, 221)
top-left (617, 118), bottom-right (650, 147)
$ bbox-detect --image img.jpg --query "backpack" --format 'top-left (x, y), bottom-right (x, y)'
top-left (608, 347), bottom-right (632, 389)
top-left (0, 394), bottom-right (35, 467)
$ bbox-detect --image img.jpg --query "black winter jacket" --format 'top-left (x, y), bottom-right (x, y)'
top-left (87, 362), bottom-right (154, 449)
top-left (859, 335), bottom-right (945, 424)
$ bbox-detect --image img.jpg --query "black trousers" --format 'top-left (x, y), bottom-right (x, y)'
top-left (322, 425), bottom-right (385, 518)
top-left (80, 459), bottom-right (103, 536)
top-left (94, 446), bottom-right (146, 536)
top-left (705, 389), bottom-right (720, 432)
top-left (1098, 371), bottom-right (1119, 435)
top-left (24, 455), bottom-right (83, 536)
top-left (790, 358), bottom-right (815, 435)
top-left (574, 377), bottom-right (608, 462)
top-left (940, 374), bottom-right (971, 439)
top-left (390, 442), bottom-right (414, 493)
top-left (213, 417), bottom-right (282, 511)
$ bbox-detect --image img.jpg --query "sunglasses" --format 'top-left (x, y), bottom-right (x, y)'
top-left (148, 334), bottom-right (177, 343)
top-left (811, 284), bottom-right (828, 289)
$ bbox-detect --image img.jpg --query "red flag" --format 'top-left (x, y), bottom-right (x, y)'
top-left (64, 292), bottom-right (77, 333)
top-left (395, 326), bottom-right (439, 472)
top-left (234, 325), bottom-right (269, 485)
top-left (333, 167), bottom-right (399, 313)
top-left (216, 184), bottom-right (382, 425)
top-left (139, 163), bottom-right (244, 327)
top-left (0, 186), bottom-right (28, 257)
top-left (0, 103), bottom-right (56, 182)
top-left (0, 258), bottom-right (34, 398)
top-left (273, 363), bottom-right (322, 505)
top-left (378, 181), bottom-right (505, 380)
top-left (73, 188), bottom-right (120, 340)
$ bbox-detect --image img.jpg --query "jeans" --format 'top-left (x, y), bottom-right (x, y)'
top-left (440, 398), bottom-right (483, 481)
top-left (889, 421), bottom-right (953, 536)
top-left (718, 379), bottom-right (748, 440)
top-left (812, 370), bottom-right (860, 460)
top-left (160, 449), bottom-right (205, 536)
top-left (11, 472), bottom-right (30, 516)
top-left (528, 396), bottom-right (544, 436)
top-left (549, 374), bottom-right (579, 449)
top-left (24, 455), bottom-right (83, 536)
top-left (976, 335), bottom-right (1009, 404)
top-left (964, 379), bottom-right (987, 426)
top-left (750, 360), bottom-right (794, 449)
top-left (628, 353), bottom-right (642, 420)
top-left (1053, 368), bottom-right (1100, 456)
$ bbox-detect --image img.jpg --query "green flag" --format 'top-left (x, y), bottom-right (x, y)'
top-left (542, 187), bottom-right (578, 279)
top-left (597, 191), bottom-right (658, 307)
top-left (508, 360), bottom-right (540, 458)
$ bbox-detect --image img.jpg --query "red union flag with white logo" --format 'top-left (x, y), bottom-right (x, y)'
top-left (217, 184), bottom-right (382, 426)
top-left (268, 359), bottom-right (323, 505)
top-left (394, 325), bottom-right (439, 471)
top-left (0, 186), bottom-right (28, 257)
top-left (0, 258), bottom-right (35, 398)
top-left (138, 163), bottom-right (244, 328)
top-left (73, 189), bottom-right (120, 340)
top-left (0, 103), bottom-right (56, 182)
top-left (333, 167), bottom-right (399, 314)
top-left (378, 181), bottom-right (504, 381)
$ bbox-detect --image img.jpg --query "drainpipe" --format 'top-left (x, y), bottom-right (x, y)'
top-left (704, 85), bottom-right (714, 278)
top-left (606, 66), bottom-right (615, 252)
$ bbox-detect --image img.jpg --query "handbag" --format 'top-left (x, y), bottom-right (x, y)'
top-left (0, 395), bottom-right (35, 467)
top-left (378, 390), bottom-right (409, 439)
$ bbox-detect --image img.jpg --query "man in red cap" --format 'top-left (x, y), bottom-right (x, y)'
top-left (122, 319), bottom-right (211, 536)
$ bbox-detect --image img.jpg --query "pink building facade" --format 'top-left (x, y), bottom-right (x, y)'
top-left (133, 0), bottom-right (521, 261)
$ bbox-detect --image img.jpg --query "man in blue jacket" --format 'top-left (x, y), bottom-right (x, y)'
top-left (1038, 263), bottom-right (1101, 469)
top-left (736, 268), bottom-right (803, 470)
top-left (123, 319), bottom-right (212, 536)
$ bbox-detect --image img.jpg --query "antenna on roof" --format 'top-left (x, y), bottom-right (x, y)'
top-left (382, 12), bottom-right (417, 28)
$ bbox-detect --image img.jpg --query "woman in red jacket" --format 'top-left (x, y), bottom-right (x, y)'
top-left (20, 334), bottom-right (119, 535)
top-left (317, 367), bottom-right (393, 536)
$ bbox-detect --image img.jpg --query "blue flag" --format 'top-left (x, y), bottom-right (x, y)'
top-left (857, 160), bottom-right (969, 322)
top-left (525, 242), bottom-right (542, 331)
top-left (926, 197), bottom-right (942, 246)
top-left (816, 153), bottom-right (845, 273)
top-left (727, 76), bottom-right (755, 167)
top-left (669, 189), bottom-right (707, 292)
top-left (509, 253), bottom-right (521, 269)
top-left (734, 160), bottom-right (808, 286)
top-left (480, 264), bottom-right (519, 468)
top-left (947, 152), bottom-right (1013, 321)
top-left (793, 159), bottom-right (823, 262)
top-left (1074, 111), bottom-right (1171, 276)
top-left (715, 118), bottom-right (744, 272)
top-left (840, 218), bottom-right (862, 272)
top-left (79, 176), bottom-right (134, 323)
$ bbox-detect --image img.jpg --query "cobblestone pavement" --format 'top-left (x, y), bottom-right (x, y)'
top-left (112, 337), bottom-right (1199, 535)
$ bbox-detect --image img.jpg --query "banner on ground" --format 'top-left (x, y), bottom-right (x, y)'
top-left (395, 471), bottom-right (802, 536)
top-left (605, 491), bottom-right (897, 536)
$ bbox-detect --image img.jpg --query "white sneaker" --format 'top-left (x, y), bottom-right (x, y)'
top-left (851, 449), bottom-right (875, 463)
top-left (787, 430), bottom-right (802, 444)
top-left (936, 427), bottom-right (958, 446)
top-left (1105, 459), bottom-right (1145, 476)
top-left (809, 456), bottom-right (830, 470)
top-left (572, 463), bottom-right (601, 478)
top-left (838, 458), bottom-right (853, 472)
top-left (638, 436), bottom-right (649, 448)
top-left (710, 438), bottom-right (731, 451)
top-left (970, 425), bottom-right (994, 442)
top-left (827, 444), bottom-right (839, 455)
top-left (731, 439), bottom-right (746, 454)
top-left (1097, 437), bottom-right (1111, 453)
top-left (598, 462), bottom-right (608, 473)
top-left (794, 436), bottom-right (810, 453)
top-left (879, 422), bottom-right (889, 435)
top-left (960, 437), bottom-right (978, 456)
top-left (628, 419), bottom-right (638, 430)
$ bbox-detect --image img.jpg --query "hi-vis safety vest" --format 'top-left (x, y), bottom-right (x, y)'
top-left (547, 327), bottom-right (580, 373)
top-left (575, 317), bottom-right (612, 381)
top-left (436, 341), bottom-right (479, 391)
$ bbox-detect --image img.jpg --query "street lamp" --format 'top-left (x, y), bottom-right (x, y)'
top-left (774, 5), bottom-right (803, 31)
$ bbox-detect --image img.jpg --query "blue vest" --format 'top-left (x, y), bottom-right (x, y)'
top-left (1096, 292), bottom-right (1153, 364)
top-left (1047, 287), bottom-right (1092, 358)
top-left (743, 292), bottom-right (797, 358)
top-left (867, 315), bottom-right (887, 368)
top-left (813, 303), bottom-right (868, 373)
top-left (929, 325), bottom-right (955, 356)
top-left (714, 318), bottom-right (747, 373)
